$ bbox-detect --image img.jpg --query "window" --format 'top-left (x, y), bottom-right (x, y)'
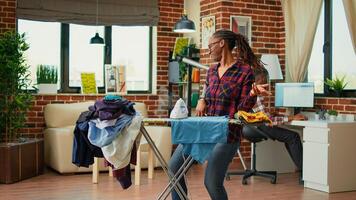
top-left (307, 3), bottom-right (324, 94)
top-left (17, 19), bottom-right (61, 88)
top-left (307, 0), bottom-right (356, 96)
top-left (69, 24), bottom-right (105, 87)
top-left (112, 26), bottom-right (151, 91)
top-left (17, 20), bottom-right (152, 94)
top-left (331, 1), bottom-right (356, 90)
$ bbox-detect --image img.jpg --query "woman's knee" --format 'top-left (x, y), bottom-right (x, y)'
top-left (290, 132), bottom-right (301, 142)
top-left (168, 145), bottom-right (184, 172)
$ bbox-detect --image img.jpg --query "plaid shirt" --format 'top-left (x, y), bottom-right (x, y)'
top-left (252, 96), bottom-right (287, 126)
top-left (204, 61), bottom-right (256, 143)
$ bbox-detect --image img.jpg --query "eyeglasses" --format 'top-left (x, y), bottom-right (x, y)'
top-left (208, 40), bottom-right (221, 50)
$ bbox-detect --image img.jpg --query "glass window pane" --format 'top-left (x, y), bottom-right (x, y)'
top-left (17, 19), bottom-right (61, 88)
top-left (69, 24), bottom-right (104, 87)
top-left (332, 1), bottom-right (356, 90)
top-left (111, 26), bottom-right (150, 91)
top-left (307, 3), bottom-right (324, 94)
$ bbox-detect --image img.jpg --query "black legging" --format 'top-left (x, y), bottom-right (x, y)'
top-left (258, 125), bottom-right (303, 170)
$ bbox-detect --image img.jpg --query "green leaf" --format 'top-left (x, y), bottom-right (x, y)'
top-left (327, 109), bottom-right (338, 116)
top-left (0, 31), bottom-right (34, 142)
top-left (324, 75), bottom-right (348, 92)
top-left (36, 64), bottom-right (58, 84)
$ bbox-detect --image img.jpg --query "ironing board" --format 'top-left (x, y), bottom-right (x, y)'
top-left (141, 117), bottom-right (244, 200)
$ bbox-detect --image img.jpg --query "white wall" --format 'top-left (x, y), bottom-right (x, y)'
top-left (184, 0), bottom-right (201, 48)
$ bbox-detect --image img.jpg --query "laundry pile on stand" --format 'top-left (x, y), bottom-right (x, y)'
top-left (72, 95), bottom-right (143, 189)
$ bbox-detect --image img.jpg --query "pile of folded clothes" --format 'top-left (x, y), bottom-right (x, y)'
top-left (72, 95), bottom-right (142, 189)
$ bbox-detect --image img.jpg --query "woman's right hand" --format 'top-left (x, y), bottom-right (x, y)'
top-left (250, 83), bottom-right (271, 96)
top-left (195, 99), bottom-right (206, 116)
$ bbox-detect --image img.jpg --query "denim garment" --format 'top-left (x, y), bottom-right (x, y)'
top-left (88, 113), bottom-right (134, 147)
top-left (170, 116), bottom-right (229, 163)
top-left (101, 114), bottom-right (143, 169)
top-left (72, 111), bottom-right (103, 167)
top-left (169, 142), bottom-right (239, 200)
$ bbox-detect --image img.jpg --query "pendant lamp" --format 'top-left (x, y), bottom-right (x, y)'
top-left (90, 0), bottom-right (104, 45)
top-left (174, 10), bottom-right (195, 33)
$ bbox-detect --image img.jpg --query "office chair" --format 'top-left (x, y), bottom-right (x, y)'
top-left (226, 124), bottom-right (277, 185)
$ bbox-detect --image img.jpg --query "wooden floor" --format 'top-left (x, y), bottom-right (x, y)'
top-left (1, 163), bottom-right (356, 200)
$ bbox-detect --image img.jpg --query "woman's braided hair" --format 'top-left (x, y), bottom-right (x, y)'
top-left (212, 29), bottom-right (263, 69)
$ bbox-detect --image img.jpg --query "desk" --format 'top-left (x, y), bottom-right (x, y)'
top-left (291, 119), bottom-right (356, 193)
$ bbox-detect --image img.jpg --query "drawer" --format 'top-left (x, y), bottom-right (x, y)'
top-left (303, 142), bottom-right (328, 185)
top-left (303, 127), bottom-right (329, 143)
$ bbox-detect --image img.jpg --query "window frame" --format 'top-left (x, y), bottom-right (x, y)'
top-left (17, 20), bottom-right (153, 94)
top-left (316, 0), bottom-right (356, 97)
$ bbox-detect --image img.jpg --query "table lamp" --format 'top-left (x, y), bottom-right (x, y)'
top-left (261, 54), bottom-right (283, 81)
top-left (260, 54), bottom-right (283, 112)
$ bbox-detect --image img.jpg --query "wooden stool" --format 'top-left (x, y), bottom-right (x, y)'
top-left (135, 141), bottom-right (155, 185)
top-left (92, 142), bottom-right (155, 185)
top-left (92, 157), bottom-right (112, 184)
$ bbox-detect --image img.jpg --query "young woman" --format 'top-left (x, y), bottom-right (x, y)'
top-left (169, 29), bottom-right (270, 200)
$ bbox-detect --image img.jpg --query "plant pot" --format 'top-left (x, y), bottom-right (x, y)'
top-left (0, 138), bottom-right (44, 184)
top-left (314, 113), bottom-right (320, 120)
top-left (38, 84), bottom-right (57, 94)
top-left (333, 90), bottom-right (343, 97)
top-left (329, 115), bottom-right (336, 121)
top-left (336, 115), bottom-right (344, 121)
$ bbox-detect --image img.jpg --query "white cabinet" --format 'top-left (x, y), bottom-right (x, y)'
top-left (303, 141), bottom-right (328, 186)
top-left (292, 120), bottom-right (356, 193)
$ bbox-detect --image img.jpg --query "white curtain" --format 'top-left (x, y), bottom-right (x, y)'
top-left (343, 0), bottom-right (356, 54)
top-left (282, 0), bottom-right (323, 82)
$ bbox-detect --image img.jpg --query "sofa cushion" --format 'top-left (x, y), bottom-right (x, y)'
top-left (44, 126), bottom-right (108, 173)
top-left (44, 101), bottom-right (94, 128)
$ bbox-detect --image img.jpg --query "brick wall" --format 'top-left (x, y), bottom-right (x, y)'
top-left (21, 94), bottom-right (165, 138)
top-left (0, 0), bottom-right (16, 33)
top-left (314, 97), bottom-right (356, 113)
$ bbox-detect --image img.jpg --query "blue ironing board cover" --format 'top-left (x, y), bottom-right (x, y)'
top-left (170, 116), bottom-right (229, 163)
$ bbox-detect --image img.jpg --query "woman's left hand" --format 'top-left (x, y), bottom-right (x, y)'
top-left (250, 83), bottom-right (272, 96)
top-left (195, 99), bottom-right (206, 116)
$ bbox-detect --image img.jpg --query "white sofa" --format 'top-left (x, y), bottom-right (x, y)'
top-left (44, 101), bottom-right (172, 174)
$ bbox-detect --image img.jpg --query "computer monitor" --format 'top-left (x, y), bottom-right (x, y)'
top-left (275, 83), bottom-right (314, 113)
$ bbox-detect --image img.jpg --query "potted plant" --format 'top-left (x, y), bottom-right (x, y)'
top-left (0, 31), bottom-right (44, 184)
top-left (324, 75), bottom-right (348, 97)
top-left (36, 64), bottom-right (58, 94)
top-left (327, 109), bottom-right (338, 121)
